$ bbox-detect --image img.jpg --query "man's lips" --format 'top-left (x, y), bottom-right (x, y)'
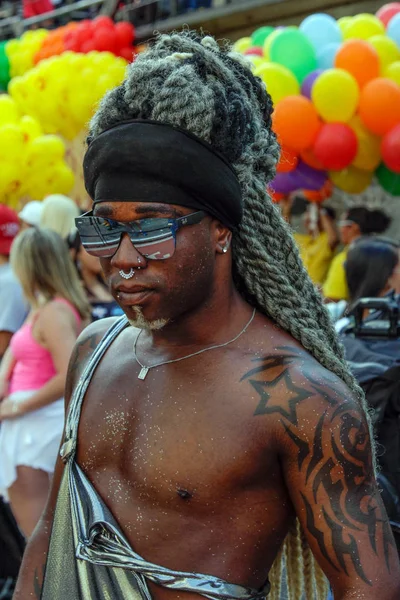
top-left (114, 284), bottom-right (154, 306)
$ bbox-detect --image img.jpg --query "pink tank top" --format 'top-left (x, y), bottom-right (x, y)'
top-left (9, 298), bottom-right (81, 395)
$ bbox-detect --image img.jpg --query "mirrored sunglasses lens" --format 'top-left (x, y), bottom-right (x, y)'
top-left (133, 235), bottom-right (176, 260)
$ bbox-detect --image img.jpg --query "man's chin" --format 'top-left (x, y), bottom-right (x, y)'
top-left (128, 306), bottom-right (170, 331)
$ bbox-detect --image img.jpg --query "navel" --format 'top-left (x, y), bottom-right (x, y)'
top-left (177, 488), bottom-right (193, 500)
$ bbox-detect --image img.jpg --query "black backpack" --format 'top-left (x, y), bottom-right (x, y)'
top-left (340, 297), bottom-right (400, 551)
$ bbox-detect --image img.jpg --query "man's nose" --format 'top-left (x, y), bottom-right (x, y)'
top-left (110, 233), bottom-right (147, 270)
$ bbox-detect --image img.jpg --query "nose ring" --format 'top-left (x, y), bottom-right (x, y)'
top-left (119, 269), bottom-right (135, 280)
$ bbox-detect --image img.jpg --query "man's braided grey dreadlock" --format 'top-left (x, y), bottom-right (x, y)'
top-left (89, 30), bottom-right (373, 599)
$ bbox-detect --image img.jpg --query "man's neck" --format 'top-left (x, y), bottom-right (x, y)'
top-left (0, 255), bottom-right (9, 266)
top-left (140, 284), bottom-right (251, 352)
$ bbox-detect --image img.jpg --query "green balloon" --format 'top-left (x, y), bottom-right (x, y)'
top-left (269, 29), bottom-right (317, 83)
top-left (376, 164), bottom-right (400, 196)
top-left (0, 53), bottom-right (9, 82)
top-left (251, 26), bottom-right (274, 48)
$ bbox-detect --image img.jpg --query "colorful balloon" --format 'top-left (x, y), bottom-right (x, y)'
top-left (269, 29), bottom-right (317, 83)
top-left (311, 69), bottom-right (359, 123)
top-left (343, 14), bottom-right (385, 40)
top-left (369, 35), bottom-right (400, 70)
top-left (385, 60), bottom-right (400, 86)
top-left (381, 124), bottom-right (400, 172)
top-left (300, 147), bottom-right (325, 171)
top-left (254, 63), bottom-right (300, 105)
top-left (330, 166), bottom-right (373, 193)
top-left (338, 17), bottom-right (353, 37)
top-left (359, 78), bottom-right (400, 135)
top-left (232, 37), bottom-right (252, 54)
top-left (349, 115), bottom-right (381, 171)
top-left (317, 43), bottom-right (341, 70)
top-left (243, 47), bottom-right (264, 57)
top-left (376, 3), bottom-right (400, 27)
top-left (301, 69), bottom-right (323, 99)
top-left (251, 26), bottom-right (274, 48)
top-left (387, 13), bottom-right (400, 46)
top-left (335, 40), bottom-right (380, 88)
top-left (299, 13), bottom-right (342, 52)
top-left (277, 146), bottom-right (298, 173)
top-left (272, 96), bottom-right (321, 151)
top-left (314, 123), bottom-right (358, 170)
top-left (376, 163), bottom-right (400, 195)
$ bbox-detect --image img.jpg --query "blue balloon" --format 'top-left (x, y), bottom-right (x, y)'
top-left (317, 43), bottom-right (340, 70)
top-left (299, 13), bottom-right (342, 52)
top-left (388, 13), bottom-right (400, 47)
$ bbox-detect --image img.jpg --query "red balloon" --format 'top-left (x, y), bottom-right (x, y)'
top-left (243, 47), bottom-right (264, 57)
top-left (93, 16), bottom-right (114, 30)
top-left (93, 28), bottom-right (117, 53)
top-left (74, 23), bottom-right (93, 46)
top-left (382, 124), bottom-right (400, 173)
top-left (119, 46), bottom-right (136, 62)
top-left (313, 123), bottom-right (358, 171)
top-left (81, 39), bottom-right (97, 53)
top-left (115, 22), bottom-right (135, 47)
top-left (376, 3), bottom-right (400, 27)
top-left (64, 36), bottom-right (80, 52)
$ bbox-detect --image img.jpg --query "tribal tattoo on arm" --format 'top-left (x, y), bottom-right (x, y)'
top-left (241, 348), bottom-right (398, 587)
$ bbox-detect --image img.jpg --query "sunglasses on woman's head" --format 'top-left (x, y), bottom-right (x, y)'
top-left (74, 210), bottom-right (207, 259)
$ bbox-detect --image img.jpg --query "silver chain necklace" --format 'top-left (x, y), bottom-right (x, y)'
top-left (134, 308), bottom-right (256, 380)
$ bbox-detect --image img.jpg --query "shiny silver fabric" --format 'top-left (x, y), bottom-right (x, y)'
top-left (41, 317), bottom-right (271, 599)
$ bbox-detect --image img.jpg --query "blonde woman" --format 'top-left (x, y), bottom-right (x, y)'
top-left (40, 194), bottom-right (80, 239)
top-left (0, 228), bottom-right (90, 537)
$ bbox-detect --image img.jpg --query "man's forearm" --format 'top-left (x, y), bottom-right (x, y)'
top-left (13, 521), bottom-right (51, 599)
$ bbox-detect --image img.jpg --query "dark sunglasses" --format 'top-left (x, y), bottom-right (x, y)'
top-left (74, 210), bottom-right (206, 259)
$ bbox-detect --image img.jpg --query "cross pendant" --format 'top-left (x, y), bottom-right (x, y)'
top-left (138, 366), bottom-right (149, 380)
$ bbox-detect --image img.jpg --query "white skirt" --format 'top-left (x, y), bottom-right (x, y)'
top-left (0, 390), bottom-right (65, 501)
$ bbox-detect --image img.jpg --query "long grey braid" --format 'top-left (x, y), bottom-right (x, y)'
top-left (89, 30), bottom-right (372, 598)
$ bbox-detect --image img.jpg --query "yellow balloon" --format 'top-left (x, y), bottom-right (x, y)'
top-left (349, 115), bottom-right (381, 171)
top-left (369, 35), bottom-right (400, 71)
top-left (48, 164), bottom-right (75, 195)
top-left (26, 135), bottom-right (65, 166)
top-left (331, 166), bottom-right (373, 194)
top-left (244, 55), bottom-right (264, 71)
top-left (0, 125), bottom-right (25, 161)
top-left (232, 37), bottom-right (252, 54)
top-left (311, 69), bottom-right (359, 123)
top-left (343, 14), bottom-right (385, 40)
top-left (337, 17), bottom-right (353, 37)
top-left (19, 115), bottom-right (42, 141)
top-left (0, 96), bottom-right (20, 126)
top-left (254, 62), bottom-right (300, 105)
top-left (0, 162), bottom-right (20, 198)
top-left (385, 61), bottom-right (400, 87)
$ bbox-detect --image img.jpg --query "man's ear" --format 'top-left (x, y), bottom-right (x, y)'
top-left (213, 220), bottom-right (232, 255)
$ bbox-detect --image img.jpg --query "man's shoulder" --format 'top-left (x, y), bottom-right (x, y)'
top-left (240, 342), bottom-right (356, 424)
top-left (65, 317), bottom-right (127, 395)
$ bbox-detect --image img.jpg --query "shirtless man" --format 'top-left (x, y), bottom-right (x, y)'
top-left (15, 32), bottom-right (400, 600)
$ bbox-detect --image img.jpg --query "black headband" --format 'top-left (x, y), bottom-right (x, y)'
top-left (83, 120), bottom-right (243, 230)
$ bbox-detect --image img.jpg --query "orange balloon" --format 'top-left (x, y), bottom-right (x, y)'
top-left (268, 188), bottom-right (285, 203)
top-left (300, 147), bottom-right (325, 171)
top-left (277, 146), bottom-right (298, 173)
top-left (359, 78), bottom-right (400, 136)
top-left (335, 40), bottom-right (380, 88)
top-left (272, 96), bottom-right (321, 151)
top-left (303, 181), bottom-right (333, 203)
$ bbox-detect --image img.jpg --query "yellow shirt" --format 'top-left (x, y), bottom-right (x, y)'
top-left (322, 249), bottom-right (349, 301)
top-left (294, 232), bottom-right (334, 286)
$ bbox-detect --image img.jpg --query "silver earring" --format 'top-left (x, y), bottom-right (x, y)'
top-left (119, 269), bottom-right (135, 279)
top-left (137, 257), bottom-right (142, 263)
top-left (222, 247), bottom-right (228, 254)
